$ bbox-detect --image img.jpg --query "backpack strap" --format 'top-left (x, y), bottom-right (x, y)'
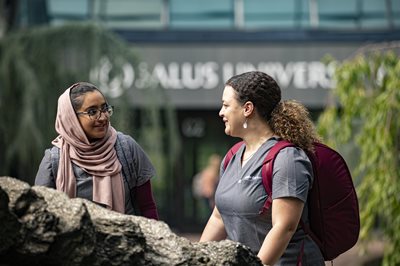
top-left (223, 140), bottom-right (298, 213)
top-left (261, 140), bottom-right (319, 253)
top-left (50, 134), bottom-right (136, 214)
top-left (50, 146), bottom-right (60, 179)
top-left (222, 141), bottom-right (244, 170)
top-left (115, 132), bottom-right (141, 215)
top-left (260, 140), bottom-right (295, 213)
top-left (48, 135), bottom-right (133, 182)
top-left (260, 140), bottom-right (307, 265)
top-left (115, 132), bottom-right (137, 186)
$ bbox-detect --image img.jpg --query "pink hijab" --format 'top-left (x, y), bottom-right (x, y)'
top-left (52, 84), bottom-right (125, 213)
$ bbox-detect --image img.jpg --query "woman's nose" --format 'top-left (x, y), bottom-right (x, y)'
top-left (98, 111), bottom-right (108, 121)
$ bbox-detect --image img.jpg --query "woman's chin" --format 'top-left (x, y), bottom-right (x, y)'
top-left (88, 128), bottom-right (108, 141)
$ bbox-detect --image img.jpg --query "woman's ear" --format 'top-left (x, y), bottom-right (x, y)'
top-left (243, 101), bottom-right (254, 117)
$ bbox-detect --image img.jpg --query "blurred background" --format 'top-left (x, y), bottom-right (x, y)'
top-left (0, 1), bottom-right (399, 265)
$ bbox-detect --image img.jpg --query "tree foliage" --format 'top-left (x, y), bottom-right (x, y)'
top-left (317, 46), bottom-right (400, 265)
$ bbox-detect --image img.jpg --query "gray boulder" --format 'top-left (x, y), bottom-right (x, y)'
top-left (0, 176), bottom-right (262, 265)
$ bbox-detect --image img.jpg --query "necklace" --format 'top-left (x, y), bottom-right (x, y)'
top-left (242, 150), bottom-right (257, 161)
top-left (242, 139), bottom-right (269, 162)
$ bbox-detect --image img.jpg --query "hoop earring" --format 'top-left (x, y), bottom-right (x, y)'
top-left (243, 119), bottom-right (248, 129)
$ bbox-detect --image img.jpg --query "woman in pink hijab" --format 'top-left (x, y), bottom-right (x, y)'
top-left (35, 82), bottom-right (159, 219)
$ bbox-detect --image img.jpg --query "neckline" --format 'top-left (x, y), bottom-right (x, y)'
top-left (241, 140), bottom-right (266, 167)
top-left (242, 150), bottom-right (257, 161)
top-left (240, 137), bottom-right (280, 167)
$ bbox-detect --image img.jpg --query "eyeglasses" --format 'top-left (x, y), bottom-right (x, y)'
top-left (76, 105), bottom-right (114, 120)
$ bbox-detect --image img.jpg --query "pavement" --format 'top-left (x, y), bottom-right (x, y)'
top-left (177, 233), bottom-right (385, 266)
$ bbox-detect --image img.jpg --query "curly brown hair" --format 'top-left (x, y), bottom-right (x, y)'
top-left (226, 71), bottom-right (319, 153)
top-left (270, 100), bottom-right (320, 152)
top-left (226, 71), bottom-right (281, 121)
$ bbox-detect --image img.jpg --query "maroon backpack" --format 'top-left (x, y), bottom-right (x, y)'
top-left (223, 140), bottom-right (360, 261)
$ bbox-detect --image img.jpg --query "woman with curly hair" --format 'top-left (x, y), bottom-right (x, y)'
top-left (199, 71), bottom-right (324, 265)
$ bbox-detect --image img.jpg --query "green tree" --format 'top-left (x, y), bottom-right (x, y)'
top-left (317, 46), bottom-right (400, 265)
top-left (0, 23), bottom-right (132, 180)
top-left (0, 24), bottom-right (180, 219)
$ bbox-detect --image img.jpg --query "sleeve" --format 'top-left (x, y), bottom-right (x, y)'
top-left (127, 135), bottom-right (156, 187)
top-left (35, 149), bottom-right (56, 188)
top-left (271, 147), bottom-right (313, 202)
top-left (133, 180), bottom-right (159, 220)
top-left (219, 157), bottom-right (226, 177)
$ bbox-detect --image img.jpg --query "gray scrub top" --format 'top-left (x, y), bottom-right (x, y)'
top-left (215, 138), bottom-right (324, 265)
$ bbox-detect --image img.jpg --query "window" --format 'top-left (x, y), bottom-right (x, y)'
top-left (169, 0), bottom-right (234, 29)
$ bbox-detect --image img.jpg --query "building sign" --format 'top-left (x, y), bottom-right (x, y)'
top-left (91, 43), bottom-right (363, 108)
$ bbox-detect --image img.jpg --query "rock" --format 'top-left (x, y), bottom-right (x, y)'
top-left (0, 177), bottom-right (261, 266)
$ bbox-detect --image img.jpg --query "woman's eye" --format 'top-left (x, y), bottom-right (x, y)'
top-left (87, 109), bottom-right (98, 116)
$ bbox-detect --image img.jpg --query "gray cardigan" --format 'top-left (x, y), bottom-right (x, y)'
top-left (35, 132), bottom-right (156, 215)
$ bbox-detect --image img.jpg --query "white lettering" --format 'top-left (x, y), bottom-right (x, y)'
top-left (99, 57), bottom-right (112, 87)
top-left (152, 63), bottom-right (171, 88)
top-left (259, 62), bottom-right (293, 88)
top-left (122, 63), bottom-right (135, 88)
top-left (89, 56), bottom-right (133, 98)
top-left (293, 62), bottom-right (308, 89)
top-left (202, 62), bottom-right (219, 89)
top-left (182, 62), bottom-right (203, 89)
top-left (135, 62), bottom-right (155, 89)
top-left (90, 58), bottom-right (337, 95)
top-left (167, 62), bottom-right (183, 89)
top-left (222, 62), bottom-right (234, 83)
top-left (326, 61), bottom-right (336, 88)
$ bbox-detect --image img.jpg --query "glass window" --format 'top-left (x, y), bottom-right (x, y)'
top-left (318, 0), bottom-right (390, 29)
top-left (47, 0), bottom-right (90, 25)
top-left (169, 0), bottom-right (234, 29)
top-left (47, 0), bottom-right (164, 28)
top-left (102, 0), bottom-right (164, 29)
top-left (393, 0), bottom-right (400, 27)
top-left (244, 0), bottom-right (309, 29)
top-left (36, 0), bottom-right (400, 30)
top-left (361, 0), bottom-right (390, 29)
top-left (318, 0), bottom-right (359, 29)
